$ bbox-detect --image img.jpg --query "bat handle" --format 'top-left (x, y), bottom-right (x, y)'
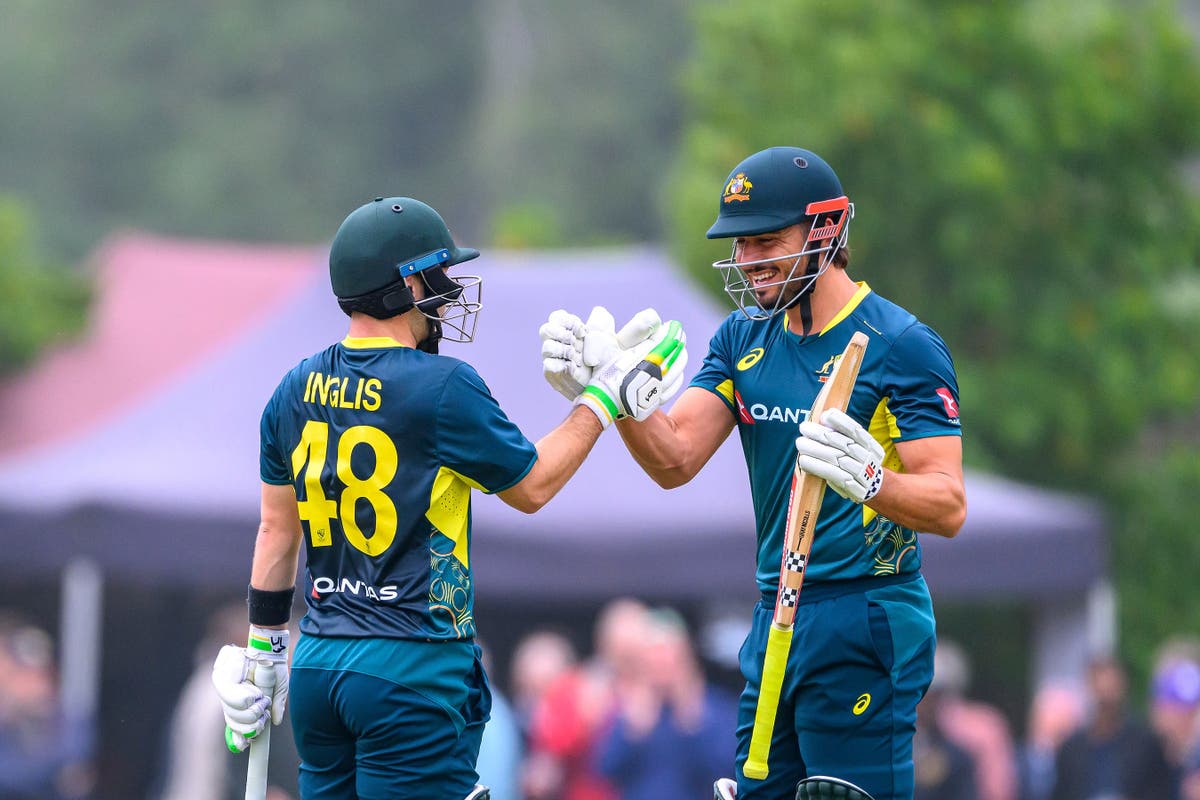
top-left (245, 659), bottom-right (276, 800)
top-left (743, 623), bottom-right (793, 780)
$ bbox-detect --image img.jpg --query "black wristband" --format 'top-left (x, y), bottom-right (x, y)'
top-left (247, 584), bottom-right (294, 627)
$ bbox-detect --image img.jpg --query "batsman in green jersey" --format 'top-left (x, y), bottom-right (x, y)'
top-left (540, 147), bottom-right (966, 800)
top-left (210, 197), bottom-right (688, 800)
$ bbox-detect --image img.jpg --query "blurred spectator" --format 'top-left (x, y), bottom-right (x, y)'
top-left (477, 639), bottom-right (523, 800)
top-left (1149, 638), bottom-right (1200, 800)
top-left (595, 607), bottom-right (736, 800)
top-left (1051, 654), bottom-right (1172, 800)
top-left (930, 640), bottom-right (1018, 800)
top-left (510, 629), bottom-right (579, 742)
top-left (914, 666), bottom-right (980, 800)
top-left (1016, 682), bottom-right (1085, 800)
top-left (155, 601), bottom-right (299, 800)
top-left (523, 597), bottom-right (649, 800)
top-left (0, 612), bottom-right (93, 800)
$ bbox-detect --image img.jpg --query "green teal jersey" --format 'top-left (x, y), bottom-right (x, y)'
top-left (690, 283), bottom-right (961, 594)
top-left (259, 336), bottom-right (537, 641)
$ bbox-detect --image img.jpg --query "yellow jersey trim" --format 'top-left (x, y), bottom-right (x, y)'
top-left (427, 467), bottom-right (482, 568)
top-left (341, 336), bottom-right (410, 349)
top-left (715, 379), bottom-right (736, 406)
top-left (819, 282), bottom-right (872, 335)
top-left (862, 395), bottom-right (903, 527)
top-left (781, 282), bottom-right (872, 335)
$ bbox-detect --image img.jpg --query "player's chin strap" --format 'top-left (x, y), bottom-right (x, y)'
top-left (463, 785), bottom-right (490, 800)
top-left (417, 317), bottom-right (443, 354)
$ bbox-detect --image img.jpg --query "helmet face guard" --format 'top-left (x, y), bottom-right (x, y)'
top-left (409, 250), bottom-right (483, 344)
top-left (712, 197), bottom-right (853, 320)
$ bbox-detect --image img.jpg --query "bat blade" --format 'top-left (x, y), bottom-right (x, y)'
top-left (742, 331), bottom-right (869, 781)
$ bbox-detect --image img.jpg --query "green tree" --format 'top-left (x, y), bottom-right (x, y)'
top-left (0, 196), bottom-right (89, 374)
top-left (669, 0), bottom-right (1200, 679)
top-left (474, 0), bottom-right (691, 247)
top-left (0, 0), bottom-right (691, 261)
top-left (0, 1), bottom-right (486, 260)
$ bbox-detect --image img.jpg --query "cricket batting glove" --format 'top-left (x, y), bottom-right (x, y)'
top-left (577, 320), bottom-right (687, 428)
top-left (540, 310), bottom-right (590, 401)
top-left (795, 408), bottom-right (885, 504)
top-left (212, 626), bottom-right (290, 753)
top-left (581, 306), bottom-right (663, 369)
top-left (540, 306), bottom-right (663, 401)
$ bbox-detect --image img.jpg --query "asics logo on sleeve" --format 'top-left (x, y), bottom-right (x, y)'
top-left (737, 348), bottom-right (765, 371)
top-left (853, 693), bottom-right (872, 715)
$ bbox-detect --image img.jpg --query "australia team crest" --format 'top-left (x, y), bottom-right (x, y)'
top-left (723, 172), bottom-right (752, 203)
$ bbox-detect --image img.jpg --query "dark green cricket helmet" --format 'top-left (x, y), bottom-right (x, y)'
top-left (330, 196), bottom-right (479, 299)
top-left (708, 147), bottom-right (854, 320)
top-left (706, 147), bottom-right (848, 239)
top-left (328, 197), bottom-right (482, 345)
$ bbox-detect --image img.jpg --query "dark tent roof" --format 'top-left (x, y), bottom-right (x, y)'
top-left (0, 234), bottom-right (1107, 601)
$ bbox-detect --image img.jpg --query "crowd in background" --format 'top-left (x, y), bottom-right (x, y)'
top-left (0, 613), bottom-right (92, 800)
top-left (8, 601), bottom-right (1200, 800)
top-left (912, 637), bottom-right (1200, 800)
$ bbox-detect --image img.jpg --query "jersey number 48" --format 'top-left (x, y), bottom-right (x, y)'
top-left (289, 420), bottom-right (398, 557)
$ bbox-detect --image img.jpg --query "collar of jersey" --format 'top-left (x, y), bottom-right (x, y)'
top-left (782, 281), bottom-right (872, 337)
top-left (341, 336), bottom-right (410, 349)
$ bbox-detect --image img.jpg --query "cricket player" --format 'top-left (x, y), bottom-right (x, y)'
top-left (541, 147), bottom-right (966, 800)
top-left (210, 196), bottom-right (686, 800)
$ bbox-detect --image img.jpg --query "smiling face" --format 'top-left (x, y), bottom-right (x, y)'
top-left (732, 223), bottom-right (812, 309)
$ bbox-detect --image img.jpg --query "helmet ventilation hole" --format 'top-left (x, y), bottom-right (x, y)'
top-left (793, 157), bottom-right (808, 168)
top-left (391, 204), bottom-right (403, 213)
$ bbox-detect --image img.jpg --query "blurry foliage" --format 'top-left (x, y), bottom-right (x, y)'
top-left (0, 197), bottom-right (89, 374)
top-left (1114, 445), bottom-right (1200, 683)
top-left (472, 0), bottom-right (690, 247)
top-left (0, 0), bottom-right (689, 262)
top-left (0, 1), bottom-right (486, 259)
top-left (0, 0), bottom-right (689, 366)
top-left (488, 202), bottom-right (569, 250)
top-left (670, 0), bottom-right (1200, 678)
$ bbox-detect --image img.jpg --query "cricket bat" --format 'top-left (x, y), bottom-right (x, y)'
top-left (245, 659), bottom-right (276, 800)
top-left (742, 331), bottom-right (869, 781)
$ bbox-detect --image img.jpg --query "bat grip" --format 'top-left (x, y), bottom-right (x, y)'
top-left (744, 623), bottom-right (793, 780)
top-left (245, 659), bottom-right (276, 800)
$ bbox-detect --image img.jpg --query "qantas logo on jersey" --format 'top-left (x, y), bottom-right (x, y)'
top-left (311, 576), bottom-right (399, 602)
top-left (733, 390), bottom-right (754, 424)
top-left (935, 388), bottom-right (960, 422)
top-left (734, 389), bottom-right (808, 425)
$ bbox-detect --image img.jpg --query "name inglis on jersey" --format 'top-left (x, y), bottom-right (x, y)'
top-left (311, 575), bottom-right (399, 602)
top-left (303, 371), bottom-right (383, 411)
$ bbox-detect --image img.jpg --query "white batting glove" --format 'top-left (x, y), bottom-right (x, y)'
top-left (540, 310), bottom-right (590, 401)
top-left (795, 408), bottom-right (885, 503)
top-left (212, 626), bottom-right (290, 753)
top-left (582, 306), bottom-right (663, 368)
top-left (577, 320), bottom-right (687, 428)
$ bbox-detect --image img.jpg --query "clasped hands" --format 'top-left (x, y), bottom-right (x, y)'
top-left (540, 306), bottom-right (687, 428)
